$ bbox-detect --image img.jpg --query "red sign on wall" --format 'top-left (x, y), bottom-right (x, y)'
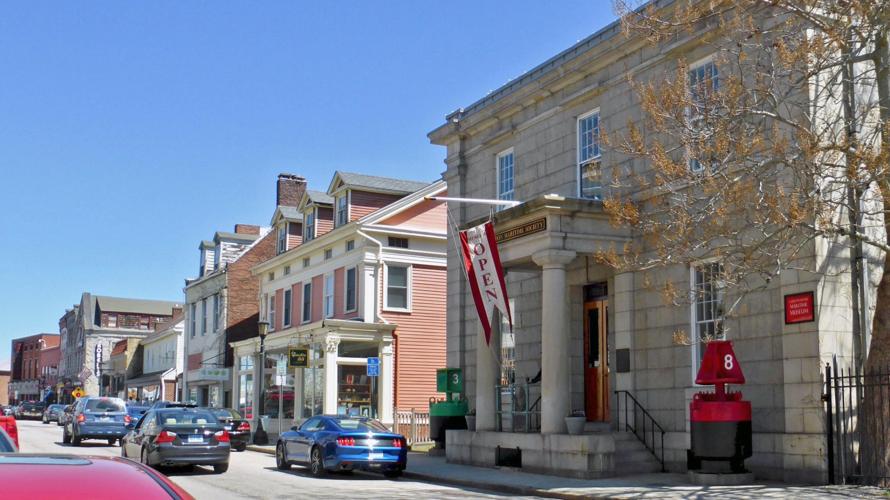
top-left (784, 291), bottom-right (815, 324)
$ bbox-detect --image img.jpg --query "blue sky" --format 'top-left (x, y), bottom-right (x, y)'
top-left (0, 0), bottom-right (617, 366)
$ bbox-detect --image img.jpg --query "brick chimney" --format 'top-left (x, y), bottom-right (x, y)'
top-left (277, 173), bottom-right (307, 207)
top-left (234, 224), bottom-right (261, 235)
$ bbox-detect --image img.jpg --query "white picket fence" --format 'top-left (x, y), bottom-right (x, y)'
top-left (394, 409), bottom-right (432, 445)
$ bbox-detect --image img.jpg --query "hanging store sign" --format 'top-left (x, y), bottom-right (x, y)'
top-left (94, 344), bottom-right (104, 379)
top-left (459, 221), bottom-right (513, 345)
top-left (495, 218), bottom-right (547, 244)
top-left (784, 291), bottom-right (815, 324)
top-left (288, 348), bottom-right (309, 368)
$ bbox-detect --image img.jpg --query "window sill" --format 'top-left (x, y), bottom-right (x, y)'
top-left (382, 307), bottom-right (411, 314)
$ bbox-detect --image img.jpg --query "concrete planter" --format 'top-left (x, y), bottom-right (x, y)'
top-left (565, 416), bottom-right (586, 435)
top-left (465, 415), bottom-right (476, 431)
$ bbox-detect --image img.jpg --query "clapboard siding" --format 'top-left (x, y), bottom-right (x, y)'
top-left (350, 190), bottom-right (401, 221)
top-left (316, 207), bottom-right (334, 237)
top-left (287, 222), bottom-right (303, 250)
top-left (380, 264), bottom-right (447, 411)
top-left (378, 198), bottom-right (447, 232)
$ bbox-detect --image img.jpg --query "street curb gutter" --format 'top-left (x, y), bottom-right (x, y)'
top-left (247, 445), bottom-right (615, 499)
top-left (400, 471), bottom-right (617, 500)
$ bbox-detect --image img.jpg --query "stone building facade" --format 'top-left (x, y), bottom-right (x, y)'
top-left (428, 6), bottom-right (864, 483)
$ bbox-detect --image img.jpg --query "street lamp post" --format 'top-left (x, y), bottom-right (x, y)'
top-left (253, 320), bottom-right (270, 445)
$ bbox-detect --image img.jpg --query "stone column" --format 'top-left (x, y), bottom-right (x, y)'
top-left (379, 339), bottom-right (395, 426)
top-left (532, 249), bottom-right (577, 434)
top-left (475, 319), bottom-right (500, 432)
top-left (323, 336), bottom-right (340, 415)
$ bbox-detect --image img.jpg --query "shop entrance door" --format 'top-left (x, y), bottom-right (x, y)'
top-left (583, 286), bottom-right (609, 421)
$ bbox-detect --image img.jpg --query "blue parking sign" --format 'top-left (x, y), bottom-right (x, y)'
top-left (367, 357), bottom-right (380, 377)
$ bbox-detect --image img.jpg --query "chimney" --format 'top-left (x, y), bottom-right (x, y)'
top-left (277, 173), bottom-right (307, 208)
top-left (234, 224), bottom-right (261, 235)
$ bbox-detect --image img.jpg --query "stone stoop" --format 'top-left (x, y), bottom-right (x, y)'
top-left (611, 431), bottom-right (663, 475)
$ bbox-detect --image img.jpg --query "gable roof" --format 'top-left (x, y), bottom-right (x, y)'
top-left (328, 171), bottom-right (430, 195)
top-left (213, 231), bottom-right (260, 244)
top-left (298, 190), bottom-right (334, 211)
top-left (271, 205), bottom-right (304, 225)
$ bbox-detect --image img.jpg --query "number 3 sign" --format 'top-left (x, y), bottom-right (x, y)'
top-left (695, 340), bottom-right (745, 385)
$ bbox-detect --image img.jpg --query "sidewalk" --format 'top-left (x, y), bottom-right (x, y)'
top-left (246, 445), bottom-right (885, 499)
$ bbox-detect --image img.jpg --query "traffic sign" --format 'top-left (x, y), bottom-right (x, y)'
top-left (71, 388), bottom-right (85, 398)
top-left (367, 357), bottom-right (380, 377)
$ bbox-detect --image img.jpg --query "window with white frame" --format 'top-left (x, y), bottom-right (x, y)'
top-left (385, 265), bottom-right (410, 310)
top-left (324, 274), bottom-right (335, 318)
top-left (212, 294), bottom-right (219, 332)
top-left (687, 58), bottom-right (719, 173)
top-left (325, 248), bottom-right (333, 260)
top-left (302, 282), bottom-right (312, 323)
top-left (388, 237), bottom-right (408, 249)
top-left (277, 224), bottom-right (287, 254)
top-left (496, 149), bottom-right (514, 208)
top-left (303, 257), bottom-right (310, 268)
top-left (346, 239), bottom-right (355, 252)
top-left (201, 299), bottom-right (207, 336)
top-left (283, 289), bottom-right (292, 327)
top-left (345, 267), bottom-right (357, 313)
top-left (284, 265), bottom-right (291, 276)
top-left (336, 193), bottom-right (348, 227)
top-left (691, 262), bottom-right (725, 375)
top-left (304, 209), bottom-right (316, 241)
top-left (269, 294), bottom-right (276, 332)
top-left (578, 110), bottom-right (602, 200)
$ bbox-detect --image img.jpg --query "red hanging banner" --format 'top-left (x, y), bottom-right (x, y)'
top-left (459, 221), bottom-right (512, 345)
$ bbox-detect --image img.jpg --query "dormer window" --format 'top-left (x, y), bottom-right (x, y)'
top-left (277, 224), bottom-right (288, 254)
top-left (336, 192), bottom-right (349, 227)
top-left (304, 209), bottom-right (316, 242)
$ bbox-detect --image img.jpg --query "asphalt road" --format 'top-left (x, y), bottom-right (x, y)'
top-left (16, 419), bottom-right (532, 499)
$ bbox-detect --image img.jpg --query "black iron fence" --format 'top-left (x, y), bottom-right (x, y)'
top-left (823, 359), bottom-right (890, 485)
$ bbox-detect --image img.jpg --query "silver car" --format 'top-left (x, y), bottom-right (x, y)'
top-left (63, 397), bottom-right (131, 446)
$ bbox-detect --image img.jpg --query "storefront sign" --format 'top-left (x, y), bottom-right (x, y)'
top-left (367, 357), bottom-right (380, 377)
top-left (196, 367), bottom-right (230, 382)
top-left (288, 348), bottom-right (309, 368)
top-left (495, 218), bottom-right (547, 244)
top-left (784, 291), bottom-right (815, 324)
top-left (94, 343), bottom-right (104, 379)
top-left (459, 221), bottom-right (513, 345)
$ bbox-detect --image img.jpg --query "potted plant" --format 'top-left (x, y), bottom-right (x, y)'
top-left (465, 408), bottom-right (476, 431)
top-left (565, 410), bottom-right (586, 435)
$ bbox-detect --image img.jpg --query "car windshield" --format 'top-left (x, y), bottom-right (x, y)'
top-left (85, 398), bottom-right (126, 412)
top-left (157, 410), bottom-right (218, 426)
top-left (333, 418), bottom-right (390, 432)
top-left (210, 409), bottom-right (241, 420)
top-left (50, 405), bottom-right (65, 411)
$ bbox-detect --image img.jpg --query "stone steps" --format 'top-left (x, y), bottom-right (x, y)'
top-left (611, 431), bottom-right (663, 475)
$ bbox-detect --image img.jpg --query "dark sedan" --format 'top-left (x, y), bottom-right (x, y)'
top-left (275, 416), bottom-right (407, 478)
top-left (208, 408), bottom-right (250, 452)
top-left (16, 402), bottom-right (45, 420)
top-left (122, 408), bottom-right (230, 473)
top-left (42, 404), bottom-right (67, 424)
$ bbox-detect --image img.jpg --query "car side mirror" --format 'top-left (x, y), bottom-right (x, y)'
top-left (290, 426), bottom-right (299, 432)
top-left (126, 422), bottom-right (135, 430)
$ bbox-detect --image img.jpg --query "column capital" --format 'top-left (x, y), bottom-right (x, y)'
top-left (532, 249), bottom-right (576, 268)
top-left (325, 336), bottom-right (341, 353)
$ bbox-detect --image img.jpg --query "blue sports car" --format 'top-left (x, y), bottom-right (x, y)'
top-left (275, 415), bottom-right (407, 478)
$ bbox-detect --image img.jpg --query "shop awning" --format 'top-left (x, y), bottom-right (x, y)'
top-left (125, 369), bottom-right (175, 388)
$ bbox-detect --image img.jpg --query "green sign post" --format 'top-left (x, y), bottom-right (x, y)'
top-left (288, 348), bottom-right (309, 368)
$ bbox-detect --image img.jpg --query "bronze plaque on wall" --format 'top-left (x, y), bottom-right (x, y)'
top-left (495, 218), bottom-right (547, 244)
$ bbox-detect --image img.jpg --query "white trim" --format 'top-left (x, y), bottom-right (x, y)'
top-left (686, 54), bottom-right (718, 173)
top-left (283, 288), bottom-right (293, 328)
top-left (689, 260), bottom-right (725, 383)
top-left (344, 266), bottom-right (358, 314)
top-left (576, 107), bottom-right (602, 199)
top-left (268, 294), bottom-right (276, 332)
top-left (323, 273), bottom-right (335, 318)
top-left (382, 263), bottom-right (412, 312)
top-left (496, 147), bottom-right (515, 210)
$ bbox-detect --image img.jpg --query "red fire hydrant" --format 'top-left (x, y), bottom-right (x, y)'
top-left (688, 340), bottom-right (752, 473)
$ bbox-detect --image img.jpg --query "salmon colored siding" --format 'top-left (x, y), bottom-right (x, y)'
top-left (349, 190), bottom-right (401, 221)
top-left (378, 198), bottom-right (447, 232)
top-left (316, 207), bottom-right (334, 237)
top-left (311, 275), bottom-right (324, 323)
top-left (287, 222), bottom-right (303, 250)
top-left (333, 267), bottom-right (345, 318)
top-left (274, 289), bottom-right (284, 331)
top-left (380, 264), bottom-right (447, 411)
top-left (291, 282), bottom-right (302, 326)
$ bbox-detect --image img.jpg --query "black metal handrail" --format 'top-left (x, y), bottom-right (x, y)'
top-left (614, 390), bottom-right (666, 471)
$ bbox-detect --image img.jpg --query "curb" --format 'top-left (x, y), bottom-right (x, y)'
top-left (246, 445), bottom-right (614, 499)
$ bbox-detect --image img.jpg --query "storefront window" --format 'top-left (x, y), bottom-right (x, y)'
top-left (188, 387), bottom-right (198, 404)
top-left (239, 373), bottom-right (254, 419)
top-left (209, 385), bottom-right (221, 408)
top-left (337, 364), bottom-right (378, 418)
top-left (262, 352), bottom-right (294, 419)
top-left (301, 345), bottom-right (324, 419)
top-left (338, 341), bottom-right (378, 359)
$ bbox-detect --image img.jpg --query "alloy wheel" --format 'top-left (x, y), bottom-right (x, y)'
top-left (276, 443), bottom-right (290, 470)
top-left (310, 447), bottom-right (324, 477)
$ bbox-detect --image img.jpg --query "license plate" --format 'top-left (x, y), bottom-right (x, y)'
top-left (99, 416), bottom-right (111, 422)
top-left (224, 425), bottom-right (232, 431)
top-left (188, 435), bottom-right (203, 443)
top-left (368, 452), bottom-right (384, 460)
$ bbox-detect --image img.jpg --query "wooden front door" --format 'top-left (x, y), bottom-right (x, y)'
top-left (583, 298), bottom-right (609, 421)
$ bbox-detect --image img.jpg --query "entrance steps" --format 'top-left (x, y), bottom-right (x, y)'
top-left (611, 431), bottom-right (663, 475)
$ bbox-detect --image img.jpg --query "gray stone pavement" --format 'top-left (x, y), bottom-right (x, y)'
top-left (258, 443), bottom-right (886, 499)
